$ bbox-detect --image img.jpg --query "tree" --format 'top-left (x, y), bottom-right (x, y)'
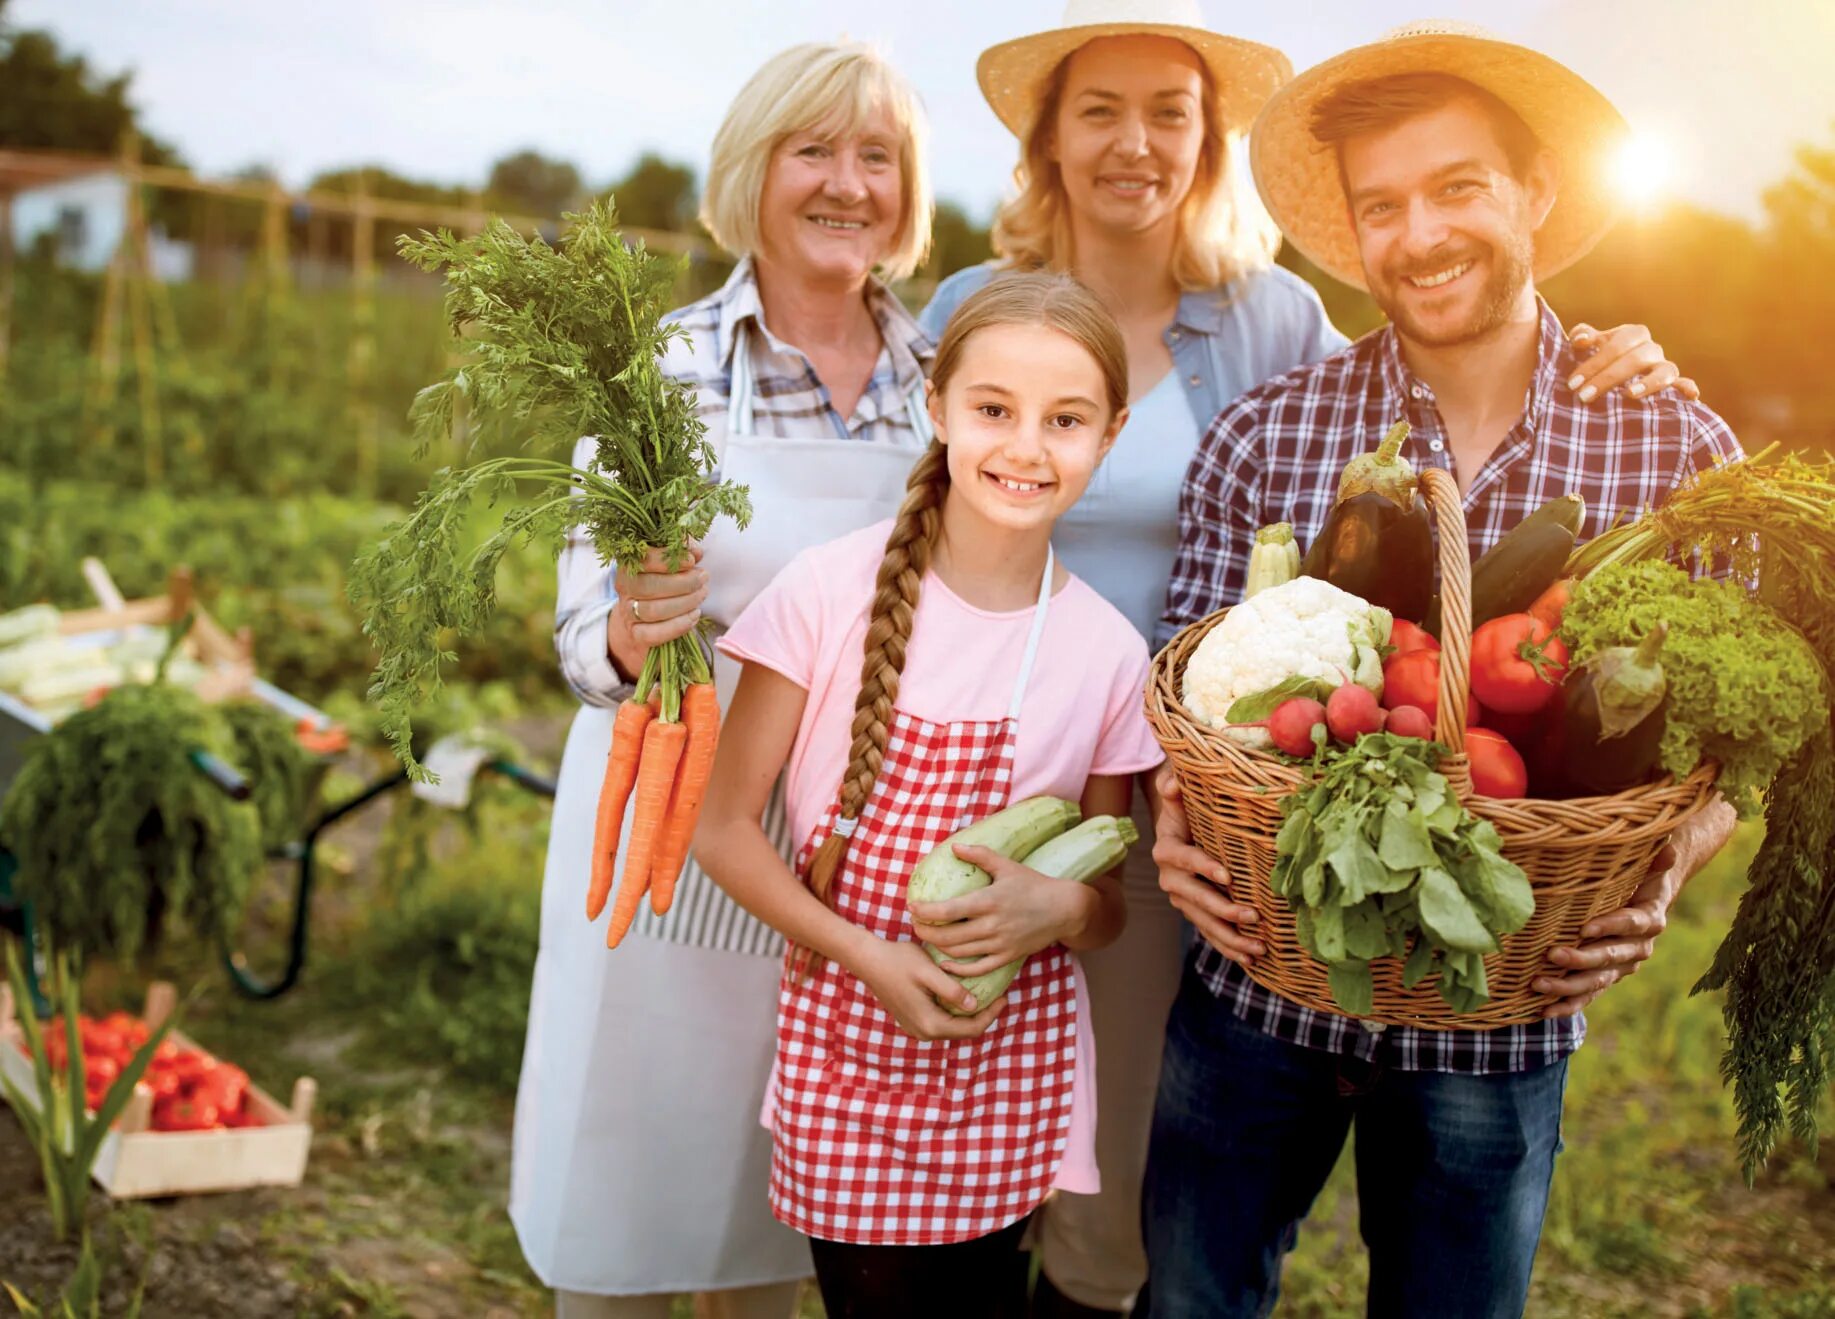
top-left (607, 153), bottom-right (698, 233)
top-left (1758, 128), bottom-right (1835, 451)
top-left (0, 1), bottom-right (182, 166)
top-left (485, 148), bottom-right (583, 220)
top-left (924, 200), bottom-right (993, 281)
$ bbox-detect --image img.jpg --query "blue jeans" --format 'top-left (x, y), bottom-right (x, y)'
top-left (1140, 970), bottom-right (1567, 1319)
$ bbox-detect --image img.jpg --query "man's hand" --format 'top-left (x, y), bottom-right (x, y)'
top-left (1535, 795), bottom-right (1738, 1018)
top-left (1152, 766), bottom-right (1265, 967)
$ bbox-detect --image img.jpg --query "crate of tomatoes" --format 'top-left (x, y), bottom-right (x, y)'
top-left (0, 979), bottom-right (315, 1197)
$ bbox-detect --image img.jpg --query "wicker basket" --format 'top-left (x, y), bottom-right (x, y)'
top-left (1146, 467), bottom-right (1718, 1028)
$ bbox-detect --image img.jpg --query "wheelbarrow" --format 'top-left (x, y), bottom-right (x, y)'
top-left (0, 564), bottom-right (557, 1006)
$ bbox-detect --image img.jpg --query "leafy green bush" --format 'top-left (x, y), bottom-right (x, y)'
top-left (324, 784), bottom-right (549, 1093)
top-left (0, 471), bottom-right (560, 706)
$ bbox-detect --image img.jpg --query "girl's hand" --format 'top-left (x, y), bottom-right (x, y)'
top-left (606, 543), bottom-right (708, 680)
top-left (907, 844), bottom-right (1096, 975)
top-left (854, 938), bottom-right (1007, 1041)
top-left (1566, 323), bottom-right (1700, 404)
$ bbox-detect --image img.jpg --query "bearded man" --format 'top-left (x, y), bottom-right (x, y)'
top-left (1142, 23), bottom-right (1740, 1319)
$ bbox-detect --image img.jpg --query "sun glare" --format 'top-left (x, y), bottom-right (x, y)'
top-left (1612, 131), bottom-right (1676, 210)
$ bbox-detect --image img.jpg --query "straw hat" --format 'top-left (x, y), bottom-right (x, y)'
top-left (1250, 20), bottom-right (1630, 291)
top-left (977, 0), bottom-right (1293, 139)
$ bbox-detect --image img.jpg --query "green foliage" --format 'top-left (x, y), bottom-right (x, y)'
top-left (1569, 453), bottom-right (1835, 1174)
top-left (0, 685), bottom-right (263, 961)
top-left (1563, 560), bottom-right (1828, 809)
top-left (351, 201), bottom-right (750, 768)
top-left (0, 471), bottom-right (560, 708)
top-left (486, 149), bottom-right (584, 220)
top-left (328, 838), bottom-right (542, 1092)
top-left (1271, 732), bottom-right (1533, 1014)
top-left (0, 943), bottom-right (180, 1244)
top-left (0, 5), bottom-right (182, 166)
top-left (217, 701), bottom-right (318, 851)
top-left (604, 153), bottom-right (698, 233)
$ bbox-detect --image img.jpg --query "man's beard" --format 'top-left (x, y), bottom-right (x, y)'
top-left (1372, 232), bottom-right (1533, 348)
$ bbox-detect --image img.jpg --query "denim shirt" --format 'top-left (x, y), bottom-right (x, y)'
top-left (917, 260), bottom-right (1348, 438)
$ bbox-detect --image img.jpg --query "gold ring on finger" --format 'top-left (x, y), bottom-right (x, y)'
top-left (630, 599), bottom-right (643, 624)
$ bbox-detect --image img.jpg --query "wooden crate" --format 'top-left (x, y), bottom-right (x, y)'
top-left (0, 980), bottom-right (315, 1198)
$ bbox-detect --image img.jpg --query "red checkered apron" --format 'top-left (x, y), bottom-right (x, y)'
top-left (768, 548), bottom-right (1079, 1246)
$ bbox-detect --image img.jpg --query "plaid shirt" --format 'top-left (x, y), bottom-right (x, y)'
top-left (1164, 299), bottom-right (1744, 1073)
top-left (554, 258), bottom-right (934, 706)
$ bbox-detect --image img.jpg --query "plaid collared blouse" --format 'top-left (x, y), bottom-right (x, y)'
top-left (1161, 299), bottom-right (1744, 1073)
top-left (554, 257), bottom-right (934, 705)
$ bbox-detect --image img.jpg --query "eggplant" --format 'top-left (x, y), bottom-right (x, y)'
top-left (1300, 420), bottom-right (1435, 623)
top-left (1559, 623), bottom-right (1670, 795)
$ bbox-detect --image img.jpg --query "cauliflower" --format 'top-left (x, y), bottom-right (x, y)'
top-left (1181, 576), bottom-right (1393, 746)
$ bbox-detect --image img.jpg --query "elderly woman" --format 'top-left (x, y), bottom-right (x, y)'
top-left (920, 3), bottom-right (1696, 1315)
top-left (509, 42), bottom-right (936, 1319)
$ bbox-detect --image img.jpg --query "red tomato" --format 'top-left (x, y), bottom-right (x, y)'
top-left (1465, 728), bottom-right (1529, 798)
top-left (151, 1094), bottom-right (221, 1133)
top-left (145, 1068), bottom-right (182, 1100)
top-left (84, 1053), bottom-right (122, 1090)
top-left (80, 1021), bottom-right (126, 1061)
top-left (1382, 650), bottom-right (1481, 728)
top-left (194, 1063), bottom-right (250, 1115)
top-left (1388, 618), bottom-right (1441, 657)
top-left (1470, 615), bottom-right (1569, 714)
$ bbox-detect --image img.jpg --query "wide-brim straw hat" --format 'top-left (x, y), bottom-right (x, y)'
top-left (977, 0), bottom-right (1293, 139)
top-left (1251, 20), bottom-right (1630, 291)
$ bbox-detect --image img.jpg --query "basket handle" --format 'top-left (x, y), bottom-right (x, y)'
top-left (1420, 468), bottom-right (1474, 780)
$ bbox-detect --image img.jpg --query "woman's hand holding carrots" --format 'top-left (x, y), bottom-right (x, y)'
top-left (606, 545), bottom-right (709, 682)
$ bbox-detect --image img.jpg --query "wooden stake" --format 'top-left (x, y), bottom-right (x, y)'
top-left (350, 169), bottom-right (378, 496)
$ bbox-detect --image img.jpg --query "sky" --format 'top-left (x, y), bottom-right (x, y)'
top-left (19, 0), bottom-right (1835, 225)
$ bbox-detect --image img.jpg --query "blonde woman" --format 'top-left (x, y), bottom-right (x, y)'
top-left (510, 42), bottom-right (935, 1319)
top-left (919, 4), bottom-right (1696, 1315)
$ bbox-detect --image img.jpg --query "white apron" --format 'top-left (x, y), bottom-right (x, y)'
top-left (510, 327), bottom-right (931, 1293)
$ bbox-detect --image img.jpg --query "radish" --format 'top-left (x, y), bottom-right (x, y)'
top-left (1325, 684), bottom-right (1385, 744)
top-left (1385, 704), bottom-right (1435, 741)
top-left (1266, 698), bottom-right (1328, 756)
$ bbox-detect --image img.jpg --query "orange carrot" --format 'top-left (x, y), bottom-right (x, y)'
top-left (586, 698), bottom-right (654, 921)
top-left (647, 683), bottom-right (721, 915)
top-left (607, 718), bottom-right (688, 947)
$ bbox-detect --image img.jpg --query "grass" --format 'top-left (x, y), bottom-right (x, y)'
top-left (1278, 823), bottom-right (1835, 1317)
top-left (12, 792), bottom-right (1830, 1316)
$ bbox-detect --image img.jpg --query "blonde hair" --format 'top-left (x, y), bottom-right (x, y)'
top-left (989, 42), bottom-right (1280, 290)
top-left (699, 41), bottom-right (933, 280)
top-left (796, 274), bottom-right (1126, 952)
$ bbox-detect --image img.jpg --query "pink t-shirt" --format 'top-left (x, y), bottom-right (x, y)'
top-left (719, 520), bottom-right (1165, 1195)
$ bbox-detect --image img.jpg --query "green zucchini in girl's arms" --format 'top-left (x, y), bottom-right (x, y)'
top-left (905, 796), bottom-right (1081, 905)
top-left (922, 813), bottom-right (1139, 1016)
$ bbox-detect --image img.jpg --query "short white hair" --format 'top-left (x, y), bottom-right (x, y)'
top-left (699, 41), bottom-right (934, 280)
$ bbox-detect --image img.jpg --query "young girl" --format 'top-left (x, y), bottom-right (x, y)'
top-left (694, 272), bottom-right (1165, 1318)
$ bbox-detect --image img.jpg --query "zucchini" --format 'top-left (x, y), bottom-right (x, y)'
top-left (0, 604), bottom-right (60, 650)
top-left (927, 814), bottom-right (1139, 1015)
top-left (1244, 523), bottom-right (1301, 599)
top-left (1300, 421), bottom-right (1435, 623)
top-left (1425, 493), bottom-right (1584, 637)
top-left (905, 796), bottom-right (1080, 906)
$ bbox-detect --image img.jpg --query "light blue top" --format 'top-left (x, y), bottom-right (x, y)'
top-left (918, 261), bottom-right (1348, 641)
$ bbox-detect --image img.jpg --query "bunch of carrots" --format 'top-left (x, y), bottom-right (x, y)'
top-left (349, 203), bottom-right (750, 952)
top-left (586, 643), bottom-right (722, 946)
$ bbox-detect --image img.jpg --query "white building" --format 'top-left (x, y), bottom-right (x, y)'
top-left (9, 167), bottom-right (194, 280)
